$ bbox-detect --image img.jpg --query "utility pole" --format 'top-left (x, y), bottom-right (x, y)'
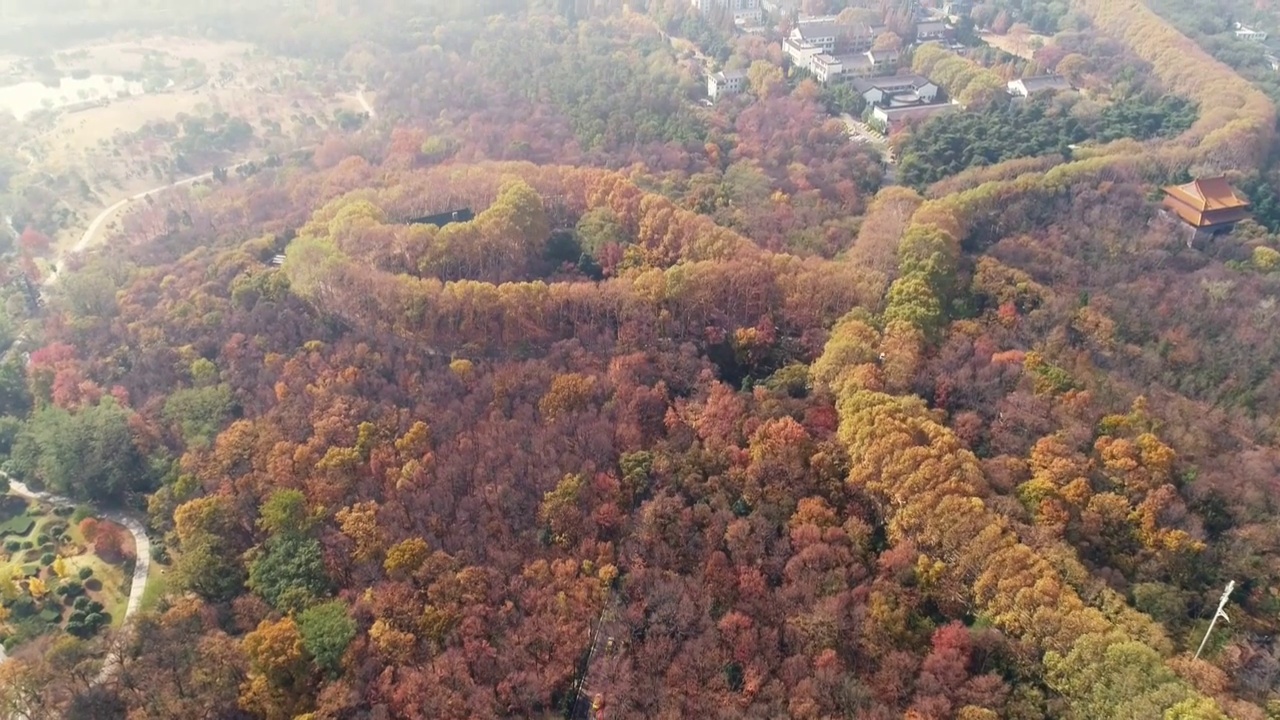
top-left (1194, 580), bottom-right (1235, 661)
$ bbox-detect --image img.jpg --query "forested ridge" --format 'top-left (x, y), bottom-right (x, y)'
top-left (3, 0), bottom-right (1280, 719)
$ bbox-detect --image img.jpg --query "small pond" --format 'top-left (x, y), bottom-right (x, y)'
top-left (0, 75), bottom-right (145, 120)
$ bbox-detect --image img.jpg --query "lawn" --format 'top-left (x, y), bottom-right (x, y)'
top-left (0, 496), bottom-right (32, 537)
top-left (140, 562), bottom-right (167, 612)
top-left (0, 495), bottom-right (132, 653)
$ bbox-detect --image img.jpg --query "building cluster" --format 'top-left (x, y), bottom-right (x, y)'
top-left (853, 74), bottom-right (956, 132)
top-left (782, 16), bottom-right (951, 85)
top-left (1231, 22), bottom-right (1280, 70)
top-left (699, 1), bottom-right (1076, 135)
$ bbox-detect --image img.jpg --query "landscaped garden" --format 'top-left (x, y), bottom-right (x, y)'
top-left (0, 495), bottom-right (135, 654)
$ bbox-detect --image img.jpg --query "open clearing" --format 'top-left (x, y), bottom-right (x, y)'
top-left (980, 30), bottom-right (1052, 61)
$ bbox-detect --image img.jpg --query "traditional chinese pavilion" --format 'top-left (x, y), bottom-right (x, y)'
top-left (1161, 176), bottom-right (1251, 232)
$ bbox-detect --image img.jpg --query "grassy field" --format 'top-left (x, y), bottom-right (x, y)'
top-left (139, 561), bottom-right (167, 612)
top-left (980, 30), bottom-right (1052, 61)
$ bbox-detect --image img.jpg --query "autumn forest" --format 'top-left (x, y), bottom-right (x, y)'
top-left (4, 0), bottom-right (1280, 718)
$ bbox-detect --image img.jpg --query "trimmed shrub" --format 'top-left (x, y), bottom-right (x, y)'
top-left (77, 566), bottom-right (93, 580)
top-left (9, 597), bottom-right (35, 618)
top-left (3, 540), bottom-right (18, 552)
top-left (72, 596), bottom-right (90, 610)
top-left (52, 506), bottom-right (74, 517)
top-left (39, 552), bottom-right (55, 566)
top-left (56, 580), bottom-right (84, 598)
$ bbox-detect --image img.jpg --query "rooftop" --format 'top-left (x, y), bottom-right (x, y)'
top-left (840, 53), bottom-right (874, 68)
top-left (1162, 177), bottom-right (1252, 228)
top-left (1014, 75), bottom-right (1073, 92)
top-left (874, 102), bottom-right (957, 119)
top-left (852, 74), bottom-right (934, 92)
top-left (795, 19), bottom-right (840, 38)
top-left (1163, 177), bottom-right (1250, 213)
top-left (794, 17), bottom-right (879, 40)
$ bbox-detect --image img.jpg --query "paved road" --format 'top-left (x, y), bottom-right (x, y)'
top-left (839, 113), bottom-right (898, 183)
top-left (3, 479), bottom-right (150, 683)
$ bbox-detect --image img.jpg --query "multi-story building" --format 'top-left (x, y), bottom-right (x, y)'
top-left (707, 68), bottom-right (750, 100)
top-left (806, 49), bottom-right (901, 83)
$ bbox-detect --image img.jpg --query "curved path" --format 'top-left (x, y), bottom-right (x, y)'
top-left (46, 85), bottom-right (376, 286)
top-left (46, 164), bottom-right (240, 286)
top-left (3, 479), bottom-right (149, 681)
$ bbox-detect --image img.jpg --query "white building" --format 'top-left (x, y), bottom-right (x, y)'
top-left (811, 51), bottom-right (898, 83)
top-left (871, 102), bottom-right (958, 133)
top-left (852, 74), bottom-right (940, 106)
top-left (1007, 75), bottom-right (1073, 97)
top-left (1234, 22), bottom-right (1268, 42)
top-left (708, 69), bottom-right (749, 99)
top-left (691, 0), bottom-right (763, 23)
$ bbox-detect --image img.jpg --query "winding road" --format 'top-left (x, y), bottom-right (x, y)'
top-left (2, 479), bottom-right (150, 682)
top-left (45, 162), bottom-right (251, 286)
top-left (43, 85), bottom-right (377, 286)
